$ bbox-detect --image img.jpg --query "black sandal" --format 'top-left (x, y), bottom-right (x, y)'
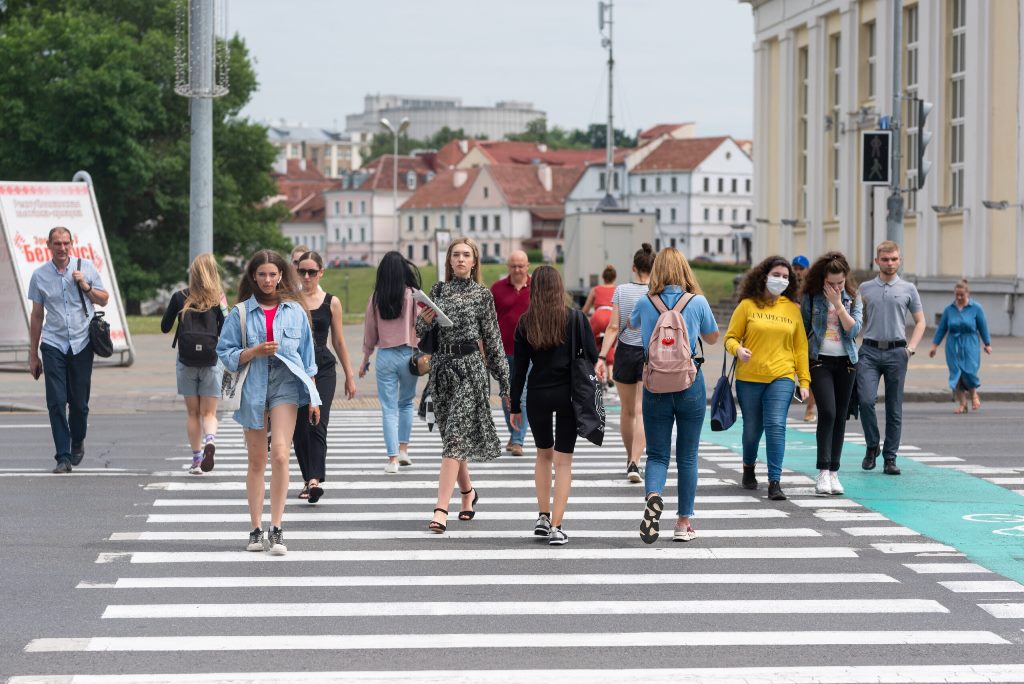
top-left (307, 480), bottom-right (324, 504)
top-left (428, 508), bottom-right (448, 534)
top-left (640, 494), bottom-right (664, 544)
top-left (458, 488), bottom-right (479, 521)
top-left (297, 484), bottom-right (310, 500)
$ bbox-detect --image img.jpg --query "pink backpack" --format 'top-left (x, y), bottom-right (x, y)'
top-left (642, 293), bottom-right (699, 393)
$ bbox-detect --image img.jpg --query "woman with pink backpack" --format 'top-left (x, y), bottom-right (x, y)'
top-left (626, 248), bottom-right (719, 544)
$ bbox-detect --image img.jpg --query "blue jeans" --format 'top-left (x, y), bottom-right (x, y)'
top-left (41, 342), bottom-right (94, 463)
top-left (375, 346), bottom-right (418, 457)
top-left (856, 344), bottom-right (910, 460)
top-left (735, 378), bottom-right (795, 482)
top-left (502, 354), bottom-right (529, 445)
top-left (641, 372), bottom-right (707, 517)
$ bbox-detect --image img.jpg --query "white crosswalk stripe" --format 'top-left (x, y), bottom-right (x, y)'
top-left (17, 408), bottom-right (1024, 681)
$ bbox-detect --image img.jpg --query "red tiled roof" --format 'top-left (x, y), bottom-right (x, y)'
top-left (638, 123), bottom-right (693, 141)
top-left (400, 168), bottom-right (482, 210)
top-left (487, 165), bottom-right (585, 209)
top-left (273, 158), bottom-right (329, 182)
top-left (290, 192), bottom-right (326, 223)
top-left (630, 136), bottom-right (729, 173)
top-left (358, 155), bottom-right (435, 191)
top-left (434, 139), bottom-right (481, 169)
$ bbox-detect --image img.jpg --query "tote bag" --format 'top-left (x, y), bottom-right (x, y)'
top-left (569, 309), bottom-right (605, 446)
top-left (220, 303), bottom-right (249, 411)
top-left (709, 353), bottom-right (737, 432)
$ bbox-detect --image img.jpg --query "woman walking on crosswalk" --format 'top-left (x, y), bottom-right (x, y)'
top-left (217, 250), bottom-right (321, 556)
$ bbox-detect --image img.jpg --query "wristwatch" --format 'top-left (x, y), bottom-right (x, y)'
top-left (598, 355), bottom-right (607, 361)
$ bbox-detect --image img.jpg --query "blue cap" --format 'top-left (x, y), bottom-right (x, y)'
top-left (792, 255), bottom-right (810, 269)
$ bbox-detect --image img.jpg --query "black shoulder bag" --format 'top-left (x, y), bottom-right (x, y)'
top-left (77, 258), bottom-right (113, 358)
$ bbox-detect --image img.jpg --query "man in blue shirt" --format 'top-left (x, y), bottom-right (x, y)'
top-left (27, 227), bottom-right (109, 473)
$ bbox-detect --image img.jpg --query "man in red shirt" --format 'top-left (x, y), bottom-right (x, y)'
top-left (490, 250), bottom-right (531, 455)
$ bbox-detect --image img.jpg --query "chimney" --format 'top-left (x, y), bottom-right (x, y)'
top-left (458, 140), bottom-right (469, 154)
top-left (453, 169), bottom-right (468, 188)
top-left (537, 163), bottom-right (552, 192)
top-left (299, 158), bottom-right (307, 171)
top-left (537, 143), bottom-right (548, 153)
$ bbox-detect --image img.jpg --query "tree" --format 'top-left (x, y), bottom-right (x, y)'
top-left (506, 118), bottom-right (633, 150)
top-left (0, 0), bottom-right (289, 309)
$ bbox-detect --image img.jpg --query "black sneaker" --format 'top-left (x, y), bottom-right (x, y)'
top-left (741, 465), bottom-right (758, 490)
top-left (626, 462), bottom-right (642, 483)
top-left (70, 442), bottom-right (85, 466)
top-left (862, 446), bottom-right (879, 470)
top-left (267, 526), bottom-right (287, 556)
top-left (246, 527), bottom-right (266, 552)
top-left (767, 480), bottom-right (787, 501)
top-left (883, 459), bottom-right (901, 475)
top-left (534, 513), bottom-right (552, 536)
top-left (52, 460), bottom-right (72, 474)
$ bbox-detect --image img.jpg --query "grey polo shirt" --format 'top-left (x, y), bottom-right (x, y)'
top-left (858, 275), bottom-right (922, 342)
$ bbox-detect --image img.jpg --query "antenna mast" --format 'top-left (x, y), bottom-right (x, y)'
top-left (598, 1), bottom-right (618, 210)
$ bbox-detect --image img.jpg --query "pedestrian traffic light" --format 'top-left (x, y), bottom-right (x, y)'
top-left (916, 99), bottom-right (934, 190)
top-left (861, 131), bottom-right (891, 185)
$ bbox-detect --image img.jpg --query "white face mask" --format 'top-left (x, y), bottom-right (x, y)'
top-left (766, 275), bottom-right (789, 296)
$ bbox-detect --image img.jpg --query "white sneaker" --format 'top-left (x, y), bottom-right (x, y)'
top-left (398, 454), bottom-right (413, 466)
top-left (815, 471), bottom-right (832, 495)
top-left (829, 471), bottom-right (844, 495)
top-left (673, 524), bottom-right (696, 542)
top-left (384, 460), bottom-right (399, 474)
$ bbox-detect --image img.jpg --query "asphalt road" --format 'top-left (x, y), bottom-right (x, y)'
top-left (1, 404), bottom-right (1023, 682)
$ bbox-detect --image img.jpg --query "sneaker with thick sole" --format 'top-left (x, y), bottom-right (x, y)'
top-left (246, 528), bottom-right (266, 552)
top-left (384, 460), bottom-right (399, 474)
top-left (52, 460), bottom-right (72, 474)
top-left (673, 524), bottom-right (696, 542)
top-left (189, 456), bottom-right (203, 475)
top-left (398, 454), bottom-right (413, 466)
top-left (626, 462), bottom-right (642, 483)
top-left (534, 513), bottom-right (552, 536)
top-left (640, 495), bottom-right (664, 544)
top-left (200, 441), bottom-right (215, 472)
top-left (267, 527), bottom-right (287, 556)
top-left (767, 480), bottom-right (787, 501)
top-left (814, 471), bottom-right (832, 495)
top-left (548, 527), bottom-right (568, 546)
top-left (829, 471), bottom-right (844, 494)
top-left (741, 465), bottom-right (758, 490)
top-left (70, 442), bottom-right (85, 466)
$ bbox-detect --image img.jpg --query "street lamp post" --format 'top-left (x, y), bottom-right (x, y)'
top-left (380, 117), bottom-right (410, 256)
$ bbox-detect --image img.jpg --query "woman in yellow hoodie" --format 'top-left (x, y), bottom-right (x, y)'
top-left (724, 256), bottom-right (810, 501)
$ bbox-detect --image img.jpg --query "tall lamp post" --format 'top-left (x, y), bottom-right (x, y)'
top-left (380, 117), bottom-right (410, 254)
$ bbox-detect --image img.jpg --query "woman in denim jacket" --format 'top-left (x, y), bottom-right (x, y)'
top-left (217, 250), bottom-right (321, 556)
top-left (799, 252), bottom-right (863, 496)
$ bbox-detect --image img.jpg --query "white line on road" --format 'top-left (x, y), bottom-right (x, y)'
top-left (841, 527), bottom-right (921, 537)
top-left (143, 509), bottom-right (787, 523)
top-left (873, 543), bottom-right (957, 554)
top-left (904, 563), bottom-right (994, 574)
top-left (148, 495), bottom-right (761, 507)
top-left (977, 603), bottom-right (1024, 618)
top-left (143, 479), bottom-right (738, 491)
top-left (939, 581), bottom-right (1024, 593)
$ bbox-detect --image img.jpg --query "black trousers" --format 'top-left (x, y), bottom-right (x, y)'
top-left (526, 384), bottom-right (577, 453)
top-left (294, 356), bottom-right (336, 483)
top-left (809, 355), bottom-right (857, 471)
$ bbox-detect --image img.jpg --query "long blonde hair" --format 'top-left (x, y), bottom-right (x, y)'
top-left (648, 248), bottom-right (704, 296)
top-left (182, 253), bottom-right (224, 314)
top-left (444, 237), bottom-right (482, 284)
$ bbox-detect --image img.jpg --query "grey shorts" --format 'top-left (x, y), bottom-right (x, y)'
top-left (176, 359), bottom-right (224, 397)
top-left (265, 356), bottom-right (305, 411)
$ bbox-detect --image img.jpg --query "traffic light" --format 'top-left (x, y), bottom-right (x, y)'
top-left (916, 99), bottom-right (934, 190)
top-left (861, 131), bottom-right (891, 185)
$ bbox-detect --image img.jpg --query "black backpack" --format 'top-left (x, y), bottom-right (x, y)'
top-left (173, 307), bottom-right (220, 367)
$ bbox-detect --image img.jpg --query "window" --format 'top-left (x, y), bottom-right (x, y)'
top-left (494, 215), bottom-right (501, 231)
top-left (732, 208), bottom-right (738, 221)
top-left (440, 214), bottom-right (446, 229)
top-left (655, 177), bottom-right (662, 192)
top-left (494, 243), bottom-right (501, 256)
top-left (745, 179), bottom-right (751, 193)
top-left (348, 227), bottom-right (353, 241)
top-left (866, 21), bottom-right (877, 100)
top-left (717, 208), bottom-right (724, 222)
top-left (407, 216), bottom-right (413, 232)
top-left (655, 238), bottom-right (661, 251)
top-left (423, 244), bottom-right (429, 260)
top-left (670, 208), bottom-right (677, 223)
top-left (598, 172), bottom-right (606, 191)
top-left (906, 4), bottom-right (920, 209)
top-left (347, 201), bottom-right (353, 214)
top-left (830, 34), bottom-right (842, 218)
top-left (703, 208), bottom-right (710, 221)
top-left (482, 215), bottom-right (489, 232)
top-left (671, 177), bottom-right (678, 193)
top-left (360, 201), bottom-right (366, 215)
top-left (455, 214), bottom-right (462, 229)
top-left (640, 178), bottom-right (647, 193)
top-left (655, 208), bottom-right (662, 222)
top-left (334, 228), bottom-right (340, 241)
top-left (950, 0), bottom-right (966, 208)
top-left (481, 243), bottom-right (488, 256)
top-left (717, 238), bottom-right (724, 253)
top-left (483, 186), bottom-right (489, 199)
top-left (746, 209), bottom-right (752, 221)
top-left (670, 238), bottom-right (677, 248)
top-left (407, 244), bottom-right (414, 259)
top-left (422, 215), bottom-right (429, 232)
top-left (469, 215), bottom-right (476, 231)
top-left (613, 172), bottom-right (619, 190)
top-left (334, 201), bottom-right (340, 216)
top-left (717, 178), bottom-right (724, 193)
top-left (703, 177), bottom-right (709, 192)
top-left (731, 178), bottom-right (737, 193)
top-left (406, 171), bottom-right (417, 190)
top-left (703, 238), bottom-right (710, 253)
top-left (360, 227), bottom-right (365, 242)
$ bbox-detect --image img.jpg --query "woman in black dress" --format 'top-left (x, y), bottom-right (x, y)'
top-left (292, 251), bottom-right (356, 502)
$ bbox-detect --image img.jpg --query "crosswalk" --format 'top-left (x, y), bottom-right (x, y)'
top-left (11, 409), bottom-right (1024, 682)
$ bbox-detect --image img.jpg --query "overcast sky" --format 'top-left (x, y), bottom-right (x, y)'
top-left (232, 0), bottom-right (755, 140)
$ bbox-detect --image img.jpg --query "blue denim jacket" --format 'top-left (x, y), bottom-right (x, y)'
top-left (800, 291), bottom-right (864, 363)
top-left (216, 296), bottom-right (321, 429)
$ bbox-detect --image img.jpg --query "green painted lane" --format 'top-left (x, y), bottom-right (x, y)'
top-left (701, 420), bottom-right (1024, 584)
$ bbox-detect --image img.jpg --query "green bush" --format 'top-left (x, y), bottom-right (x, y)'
top-left (525, 249), bottom-right (544, 263)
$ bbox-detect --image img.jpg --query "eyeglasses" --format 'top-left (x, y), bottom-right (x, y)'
top-left (297, 268), bottom-right (319, 278)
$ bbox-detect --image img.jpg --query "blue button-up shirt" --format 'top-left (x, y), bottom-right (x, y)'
top-left (216, 296), bottom-right (321, 429)
top-left (27, 259), bottom-right (104, 354)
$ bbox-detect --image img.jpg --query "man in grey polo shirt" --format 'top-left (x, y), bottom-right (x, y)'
top-left (857, 240), bottom-right (926, 475)
top-left (27, 226), bottom-right (109, 474)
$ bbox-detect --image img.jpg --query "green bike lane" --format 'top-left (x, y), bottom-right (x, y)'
top-left (700, 420), bottom-right (1024, 584)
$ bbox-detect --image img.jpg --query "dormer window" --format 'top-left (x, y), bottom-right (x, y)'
top-left (406, 171), bottom-right (417, 190)
top-left (483, 187), bottom-right (489, 199)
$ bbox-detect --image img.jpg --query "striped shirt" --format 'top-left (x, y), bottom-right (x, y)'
top-left (611, 282), bottom-right (649, 347)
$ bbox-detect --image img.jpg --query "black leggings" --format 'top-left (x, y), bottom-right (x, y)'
top-left (809, 355), bottom-right (857, 471)
top-left (294, 364), bottom-right (336, 483)
top-left (526, 385), bottom-right (577, 453)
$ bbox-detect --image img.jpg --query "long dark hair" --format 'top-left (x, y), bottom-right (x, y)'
top-left (237, 250), bottom-right (305, 309)
top-left (801, 251), bottom-right (857, 299)
top-left (519, 265), bottom-right (568, 350)
top-left (737, 255), bottom-right (799, 306)
top-left (373, 251), bottom-right (421, 320)
top-left (633, 242), bottom-right (655, 275)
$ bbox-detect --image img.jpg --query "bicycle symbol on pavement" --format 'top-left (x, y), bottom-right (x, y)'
top-left (962, 513), bottom-right (1024, 537)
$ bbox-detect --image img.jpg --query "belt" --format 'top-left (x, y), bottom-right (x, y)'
top-left (595, 305), bottom-right (613, 312)
top-left (863, 339), bottom-right (907, 350)
top-left (437, 342), bottom-right (479, 356)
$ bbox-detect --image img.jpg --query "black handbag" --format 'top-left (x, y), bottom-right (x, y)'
top-left (569, 309), bottom-right (605, 446)
top-left (77, 258), bottom-right (113, 358)
top-left (709, 353), bottom-right (737, 431)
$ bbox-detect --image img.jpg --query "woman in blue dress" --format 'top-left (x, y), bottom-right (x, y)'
top-left (929, 279), bottom-right (992, 413)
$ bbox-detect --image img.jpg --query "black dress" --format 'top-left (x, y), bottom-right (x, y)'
top-left (294, 294), bottom-right (337, 483)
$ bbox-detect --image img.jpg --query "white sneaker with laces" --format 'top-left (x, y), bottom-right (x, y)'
top-left (815, 471), bottom-right (832, 495)
top-left (384, 460), bottom-right (399, 474)
top-left (829, 471), bottom-right (844, 495)
top-left (673, 524), bottom-right (696, 542)
top-left (398, 454), bottom-right (413, 466)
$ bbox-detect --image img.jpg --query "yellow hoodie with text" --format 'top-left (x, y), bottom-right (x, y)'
top-left (724, 296), bottom-right (810, 388)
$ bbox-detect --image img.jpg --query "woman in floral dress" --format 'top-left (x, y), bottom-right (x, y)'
top-left (417, 238), bottom-right (510, 533)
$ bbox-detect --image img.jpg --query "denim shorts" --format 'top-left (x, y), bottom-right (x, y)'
top-left (176, 359), bottom-right (224, 397)
top-left (265, 356), bottom-right (305, 410)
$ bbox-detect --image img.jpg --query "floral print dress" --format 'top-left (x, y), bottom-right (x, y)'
top-left (416, 276), bottom-right (510, 462)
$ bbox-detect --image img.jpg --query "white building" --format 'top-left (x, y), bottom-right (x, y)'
top-left (267, 122), bottom-right (365, 178)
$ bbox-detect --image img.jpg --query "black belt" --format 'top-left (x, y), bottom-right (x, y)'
top-left (437, 342), bottom-right (479, 356)
top-left (863, 339), bottom-right (907, 350)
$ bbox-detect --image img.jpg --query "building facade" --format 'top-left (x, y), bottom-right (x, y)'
top-left (743, 0), bottom-right (1024, 334)
top-left (267, 122), bottom-right (365, 178)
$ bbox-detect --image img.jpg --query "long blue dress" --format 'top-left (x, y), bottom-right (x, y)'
top-left (932, 299), bottom-right (991, 391)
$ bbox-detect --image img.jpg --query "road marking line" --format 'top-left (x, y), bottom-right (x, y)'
top-left (144, 509), bottom-right (787, 523)
top-left (939, 581), bottom-right (1024, 593)
top-left (814, 511), bottom-right (888, 521)
top-left (977, 603), bottom-right (1024, 618)
top-left (985, 478), bottom-right (1024, 485)
top-left (873, 543), bottom-right (957, 554)
top-left (842, 527), bottom-right (921, 536)
top-left (789, 499), bottom-right (862, 508)
top-left (108, 528), bottom-right (822, 541)
top-left (149, 495), bottom-right (761, 507)
top-left (143, 479), bottom-right (739, 491)
top-left (904, 563), bottom-right (993, 574)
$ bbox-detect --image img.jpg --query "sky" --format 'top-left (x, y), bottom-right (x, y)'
top-left (231, 0), bottom-right (755, 140)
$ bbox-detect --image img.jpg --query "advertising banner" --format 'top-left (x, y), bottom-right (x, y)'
top-left (0, 180), bottom-right (133, 363)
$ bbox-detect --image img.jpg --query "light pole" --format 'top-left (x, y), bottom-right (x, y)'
top-left (380, 116), bottom-right (410, 255)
